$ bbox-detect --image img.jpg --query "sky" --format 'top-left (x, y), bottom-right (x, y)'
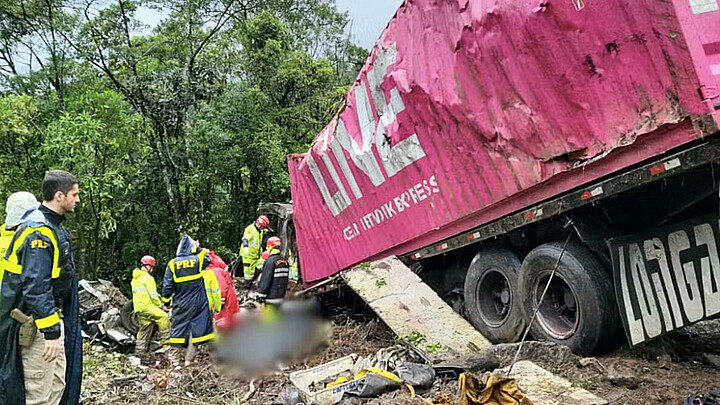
top-left (336, 0), bottom-right (405, 49)
top-left (136, 0), bottom-right (405, 49)
top-left (11, 0), bottom-right (403, 75)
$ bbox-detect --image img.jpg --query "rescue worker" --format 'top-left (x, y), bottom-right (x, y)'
top-left (0, 170), bottom-right (83, 405)
top-left (201, 260), bottom-right (222, 317)
top-left (206, 251), bottom-right (239, 331)
top-left (1, 192), bottom-right (39, 291)
top-left (240, 215), bottom-right (270, 289)
top-left (256, 237), bottom-right (290, 309)
top-left (162, 235), bottom-right (217, 366)
top-left (131, 255), bottom-right (170, 358)
top-left (287, 247), bottom-right (299, 282)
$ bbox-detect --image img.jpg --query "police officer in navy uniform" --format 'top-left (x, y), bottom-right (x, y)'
top-left (162, 235), bottom-right (215, 366)
top-left (0, 170), bottom-right (82, 405)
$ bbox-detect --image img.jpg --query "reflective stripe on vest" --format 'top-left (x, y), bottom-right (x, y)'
top-left (0, 225), bottom-right (14, 258)
top-left (169, 250), bottom-right (206, 283)
top-left (140, 274), bottom-right (159, 298)
top-left (1, 225), bottom-right (60, 278)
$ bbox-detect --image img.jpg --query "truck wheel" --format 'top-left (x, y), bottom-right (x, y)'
top-left (464, 248), bottom-right (526, 343)
top-left (120, 301), bottom-right (139, 335)
top-left (518, 242), bottom-right (618, 356)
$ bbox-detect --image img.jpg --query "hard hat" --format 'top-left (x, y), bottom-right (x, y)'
top-left (256, 215), bottom-right (270, 228)
top-left (141, 255), bottom-right (156, 267)
top-left (4, 191), bottom-right (39, 228)
top-left (266, 236), bottom-right (281, 249)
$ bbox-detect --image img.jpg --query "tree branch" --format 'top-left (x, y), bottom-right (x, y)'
top-left (187, 0), bottom-right (238, 75)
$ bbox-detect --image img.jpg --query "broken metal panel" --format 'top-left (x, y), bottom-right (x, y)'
top-left (342, 258), bottom-right (491, 364)
top-left (288, 0), bottom-right (720, 281)
top-left (79, 279), bottom-right (136, 347)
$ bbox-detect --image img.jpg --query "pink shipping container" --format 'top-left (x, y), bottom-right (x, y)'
top-left (288, 0), bottom-right (720, 284)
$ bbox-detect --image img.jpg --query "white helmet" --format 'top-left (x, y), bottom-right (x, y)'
top-left (5, 192), bottom-right (39, 228)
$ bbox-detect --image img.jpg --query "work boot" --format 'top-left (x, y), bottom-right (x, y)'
top-left (169, 347), bottom-right (184, 368)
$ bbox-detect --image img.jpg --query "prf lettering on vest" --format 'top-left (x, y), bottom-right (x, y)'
top-left (306, 44), bottom-right (427, 217)
top-left (31, 240), bottom-right (48, 249)
top-left (176, 259), bottom-right (197, 269)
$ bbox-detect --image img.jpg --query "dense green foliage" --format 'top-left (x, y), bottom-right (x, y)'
top-left (0, 0), bottom-right (366, 287)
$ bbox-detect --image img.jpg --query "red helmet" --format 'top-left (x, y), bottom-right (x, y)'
top-left (256, 215), bottom-right (270, 229)
top-left (140, 255), bottom-right (156, 267)
top-left (266, 236), bottom-right (281, 249)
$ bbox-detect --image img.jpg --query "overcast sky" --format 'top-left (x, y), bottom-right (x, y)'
top-left (137, 0), bottom-right (405, 49)
top-left (336, 0), bottom-right (404, 49)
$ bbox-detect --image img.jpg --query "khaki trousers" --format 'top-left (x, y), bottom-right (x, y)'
top-left (21, 323), bottom-right (66, 405)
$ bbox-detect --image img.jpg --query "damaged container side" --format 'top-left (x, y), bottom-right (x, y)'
top-left (289, 0), bottom-right (720, 282)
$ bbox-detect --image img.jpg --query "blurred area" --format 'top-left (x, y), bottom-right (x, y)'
top-left (214, 298), bottom-right (333, 378)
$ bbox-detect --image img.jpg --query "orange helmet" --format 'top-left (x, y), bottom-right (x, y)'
top-left (256, 215), bottom-right (270, 229)
top-left (266, 236), bottom-right (281, 249)
top-left (140, 255), bottom-right (156, 267)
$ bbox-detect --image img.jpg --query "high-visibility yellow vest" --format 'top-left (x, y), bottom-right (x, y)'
top-left (131, 268), bottom-right (162, 313)
top-left (201, 269), bottom-right (222, 313)
top-left (0, 224), bottom-right (15, 297)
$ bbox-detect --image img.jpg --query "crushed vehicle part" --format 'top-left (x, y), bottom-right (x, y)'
top-left (290, 355), bottom-right (360, 405)
top-left (78, 279), bottom-right (138, 348)
top-left (120, 301), bottom-right (139, 335)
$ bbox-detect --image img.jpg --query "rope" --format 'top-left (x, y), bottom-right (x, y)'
top-left (507, 230), bottom-right (573, 375)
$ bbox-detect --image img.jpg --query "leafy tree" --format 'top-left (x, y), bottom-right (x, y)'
top-left (0, 0), bottom-right (369, 287)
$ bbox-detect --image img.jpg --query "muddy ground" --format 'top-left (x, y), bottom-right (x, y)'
top-left (81, 287), bottom-right (720, 405)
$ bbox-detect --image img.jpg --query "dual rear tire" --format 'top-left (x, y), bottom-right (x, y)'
top-left (463, 242), bottom-right (619, 355)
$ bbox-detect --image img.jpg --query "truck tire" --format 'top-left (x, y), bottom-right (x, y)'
top-left (518, 242), bottom-right (619, 356)
top-left (120, 301), bottom-right (139, 335)
top-left (464, 248), bottom-right (526, 343)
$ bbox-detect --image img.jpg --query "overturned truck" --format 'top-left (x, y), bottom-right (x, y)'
top-left (286, 0), bottom-right (720, 355)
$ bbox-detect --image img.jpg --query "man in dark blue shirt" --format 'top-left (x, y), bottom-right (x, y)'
top-left (0, 170), bottom-right (82, 405)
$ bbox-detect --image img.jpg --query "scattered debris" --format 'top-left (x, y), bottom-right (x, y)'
top-left (606, 364), bottom-right (639, 389)
top-left (454, 372), bottom-right (532, 405)
top-left (657, 354), bottom-right (673, 370)
top-left (491, 341), bottom-right (577, 368)
top-left (78, 281), bottom-right (720, 405)
top-left (290, 355), bottom-right (359, 404)
top-left (703, 353), bottom-right (720, 370)
top-left (578, 357), bottom-right (606, 374)
top-left (109, 375), bottom-right (144, 388)
top-left (79, 279), bottom-right (140, 349)
top-left (684, 393), bottom-right (720, 405)
top-left (395, 363), bottom-right (435, 389)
